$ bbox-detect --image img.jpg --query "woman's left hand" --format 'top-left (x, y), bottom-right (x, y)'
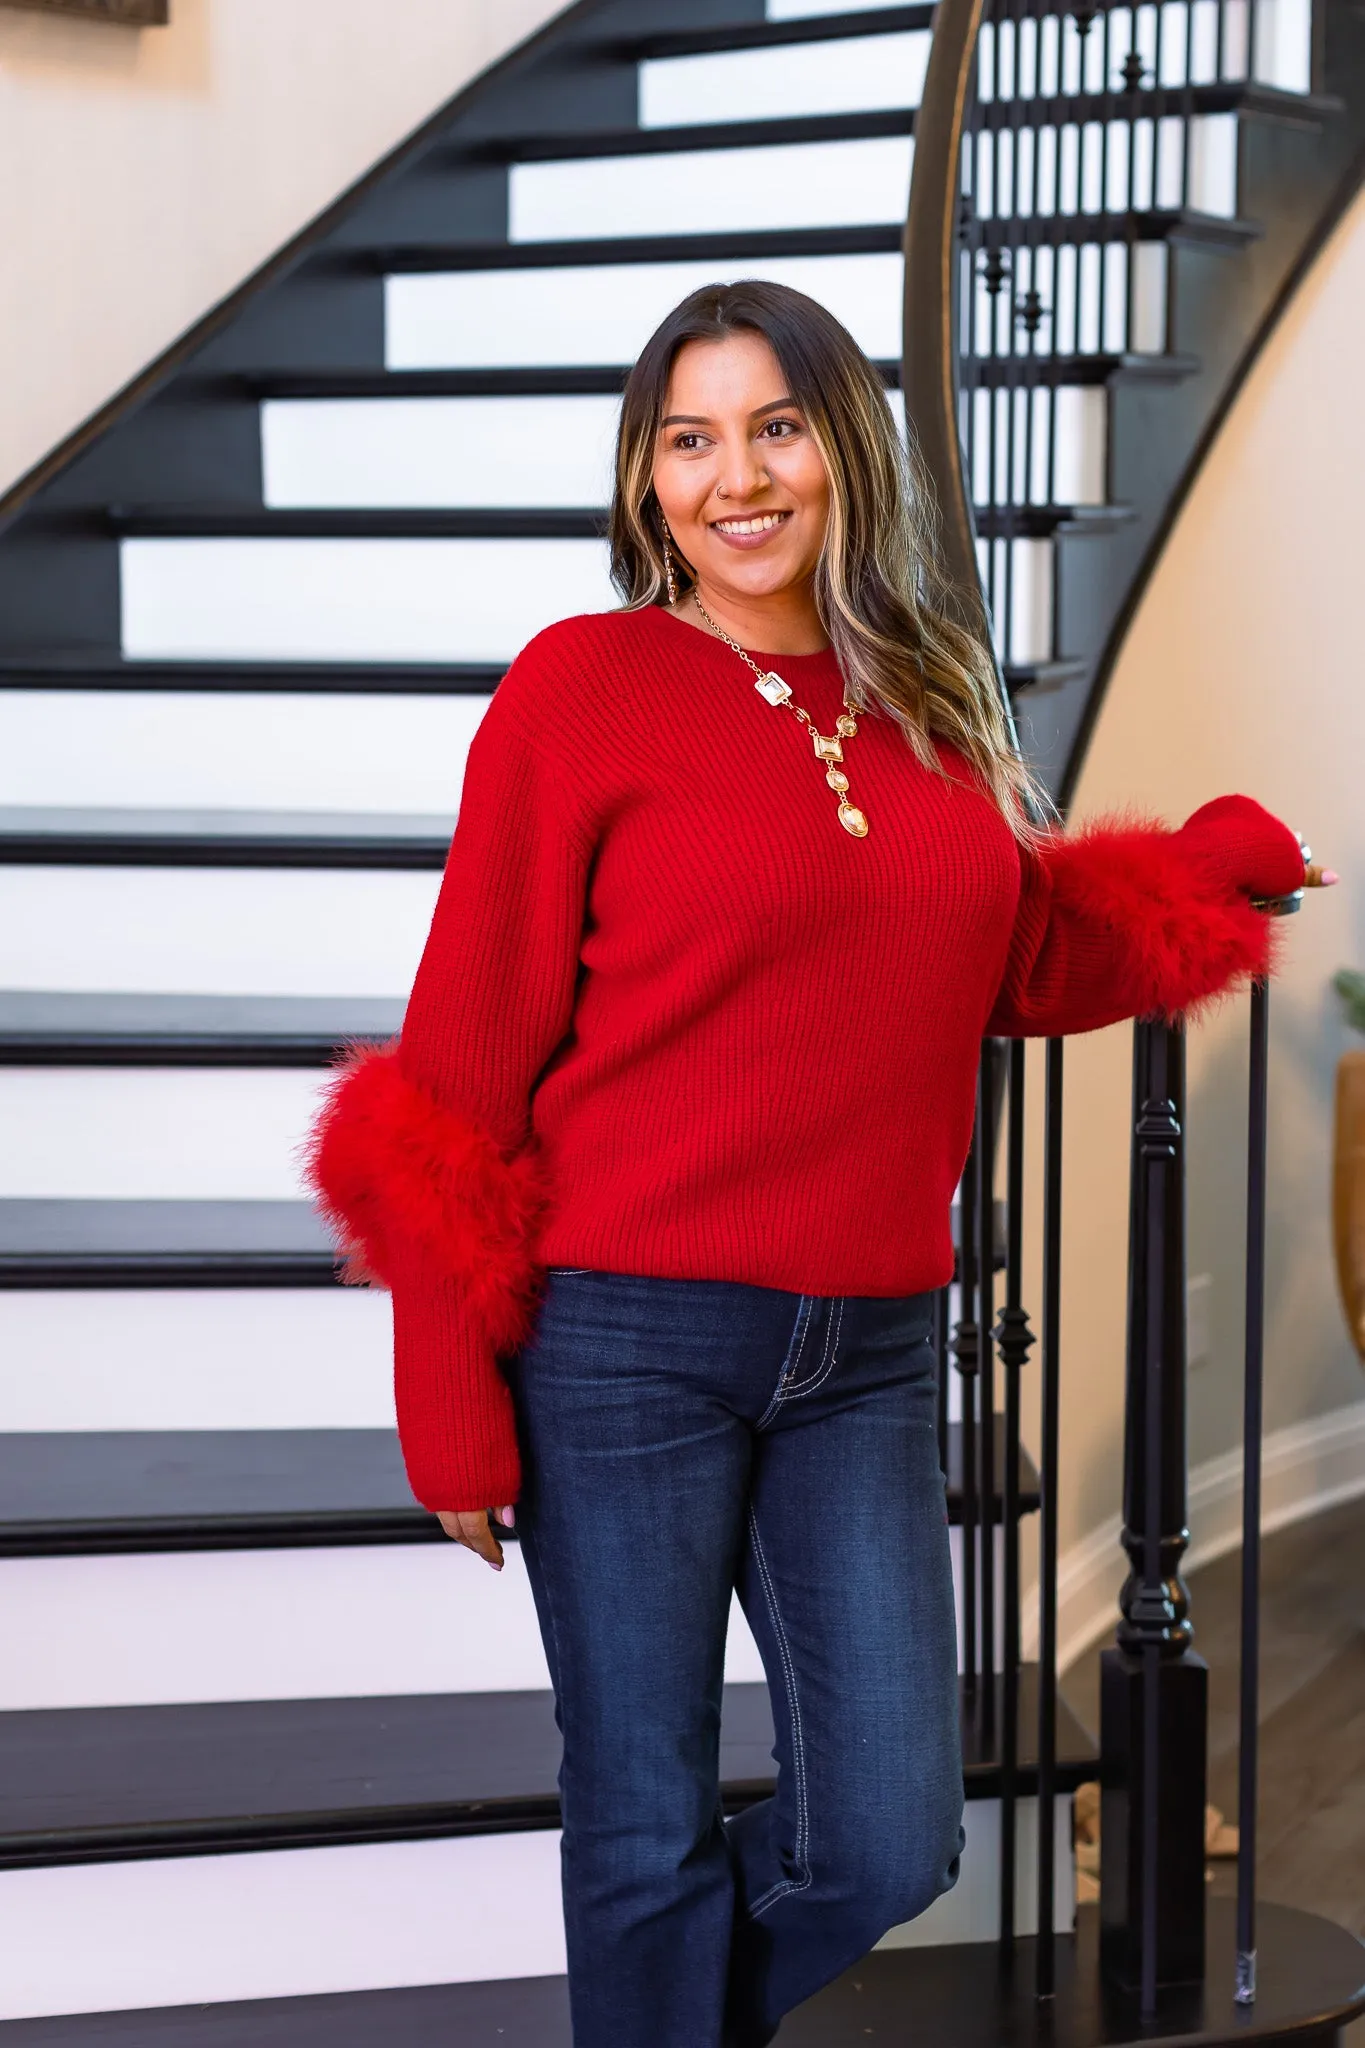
top-left (1172, 795), bottom-right (1337, 899)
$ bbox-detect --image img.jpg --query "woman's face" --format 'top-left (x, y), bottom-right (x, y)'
top-left (651, 331), bottom-right (830, 606)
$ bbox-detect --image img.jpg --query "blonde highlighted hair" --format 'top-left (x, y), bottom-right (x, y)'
top-left (608, 279), bottom-right (1048, 838)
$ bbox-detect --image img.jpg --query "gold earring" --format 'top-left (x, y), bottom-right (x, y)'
top-left (660, 518), bottom-right (679, 606)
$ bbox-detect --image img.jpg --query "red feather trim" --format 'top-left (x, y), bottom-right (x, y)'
top-left (302, 1041), bottom-right (551, 1353)
top-left (1043, 814), bottom-right (1284, 1022)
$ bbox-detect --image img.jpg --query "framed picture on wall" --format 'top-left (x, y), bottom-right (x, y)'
top-left (0, 0), bottom-right (169, 23)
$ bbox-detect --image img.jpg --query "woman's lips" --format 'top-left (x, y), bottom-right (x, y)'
top-left (707, 510), bottom-right (793, 551)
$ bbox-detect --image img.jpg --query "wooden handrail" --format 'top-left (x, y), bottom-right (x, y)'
top-left (902, 0), bottom-right (1025, 762)
top-left (902, 0), bottom-right (988, 642)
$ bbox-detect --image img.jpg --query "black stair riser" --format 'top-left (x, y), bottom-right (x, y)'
top-left (0, 1514), bottom-right (449, 1557)
top-left (0, 1260), bottom-right (336, 1289)
top-left (0, 1495), bottom-right (1038, 1557)
top-left (0, 655), bottom-right (1084, 697)
top-left (0, 1038), bottom-right (370, 1066)
top-left (0, 994), bottom-right (402, 1066)
top-left (0, 1674), bottom-right (1093, 1872)
top-left (476, 106), bottom-right (919, 165)
top-left (110, 506), bottom-right (608, 539)
top-left (0, 1257), bottom-right (1007, 1290)
top-left (0, 1420), bottom-right (1035, 1559)
top-left (240, 355), bottom-right (1194, 400)
top-left (0, 660), bottom-right (504, 694)
top-left (245, 361), bottom-right (902, 397)
top-left (108, 505), bottom-right (1127, 544)
top-left (0, 838), bottom-right (449, 870)
top-left (0, 1801), bottom-right (577, 1870)
top-left (376, 223), bottom-right (915, 272)
top-left (0, 1763), bottom-right (1087, 1872)
top-left (0, 1193), bottom-right (1004, 1292)
top-left (371, 210), bottom-right (1257, 274)
top-left (623, 7), bottom-right (936, 61)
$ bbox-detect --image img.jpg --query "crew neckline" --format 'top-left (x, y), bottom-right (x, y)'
top-left (642, 599), bottom-right (840, 672)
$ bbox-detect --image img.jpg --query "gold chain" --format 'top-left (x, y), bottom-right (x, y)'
top-left (690, 590), bottom-right (869, 838)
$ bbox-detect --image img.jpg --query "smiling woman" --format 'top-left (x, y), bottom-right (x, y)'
top-left (609, 278), bottom-right (1045, 835)
top-left (305, 275), bottom-right (1309, 2048)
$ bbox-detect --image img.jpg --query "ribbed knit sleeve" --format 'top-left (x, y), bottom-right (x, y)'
top-left (986, 794), bottom-right (1305, 1038)
top-left (305, 675), bottom-right (593, 1511)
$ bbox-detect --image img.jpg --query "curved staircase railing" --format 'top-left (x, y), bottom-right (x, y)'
top-left (906, 0), bottom-right (1365, 2029)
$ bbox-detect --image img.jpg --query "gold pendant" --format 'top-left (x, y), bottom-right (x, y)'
top-left (839, 801), bottom-right (869, 838)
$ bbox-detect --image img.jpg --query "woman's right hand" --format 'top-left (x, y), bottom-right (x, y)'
top-left (436, 1504), bottom-right (516, 1569)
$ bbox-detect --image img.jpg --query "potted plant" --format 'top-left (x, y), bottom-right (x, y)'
top-left (1332, 971), bottom-right (1365, 1365)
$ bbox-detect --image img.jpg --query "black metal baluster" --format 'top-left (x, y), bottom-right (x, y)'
top-left (956, 1124), bottom-right (982, 1702)
top-left (1035, 1036), bottom-right (1064, 1997)
top-left (937, 1283), bottom-right (952, 1481)
top-left (1138, 1050), bottom-right (1166, 2021)
top-left (1100, 1021), bottom-right (1207, 2001)
top-left (998, 1038), bottom-right (1035, 1945)
top-left (979, 1044), bottom-right (998, 1743)
top-left (1236, 975), bottom-right (1270, 2002)
top-left (1180, 0), bottom-right (1196, 210)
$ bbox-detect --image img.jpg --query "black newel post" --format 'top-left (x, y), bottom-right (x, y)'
top-left (1100, 1020), bottom-right (1208, 1998)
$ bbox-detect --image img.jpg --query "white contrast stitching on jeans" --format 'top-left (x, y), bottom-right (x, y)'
top-left (754, 1296), bottom-right (814, 1432)
top-left (745, 1503), bottom-right (813, 1917)
top-left (780, 1294), bottom-right (844, 1401)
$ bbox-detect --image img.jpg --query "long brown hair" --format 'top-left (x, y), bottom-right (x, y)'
top-left (608, 279), bottom-right (1047, 836)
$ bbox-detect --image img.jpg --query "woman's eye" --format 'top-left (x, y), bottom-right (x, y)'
top-left (760, 418), bottom-right (801, 440)
top-left (672, 432), bottom-right (706, 452)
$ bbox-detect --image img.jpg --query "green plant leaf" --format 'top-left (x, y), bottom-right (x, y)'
top-left (1333, 969), bottom-right (1365, 1035)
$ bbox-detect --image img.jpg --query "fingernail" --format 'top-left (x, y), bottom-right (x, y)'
top-left (495, 1504), bottom-right (515, 1527)
top-left (1322, 869), bottom-right (1340, 886)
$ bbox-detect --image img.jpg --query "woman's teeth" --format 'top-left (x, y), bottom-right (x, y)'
top-left (712, 513), bottom-right (789, 535)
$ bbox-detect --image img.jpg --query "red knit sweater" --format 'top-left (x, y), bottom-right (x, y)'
top-left (307, 605), bottom-right (1304, 1510)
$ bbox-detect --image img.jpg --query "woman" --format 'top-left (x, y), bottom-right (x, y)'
top-left (306, 281), bottom-right (1314, 2047)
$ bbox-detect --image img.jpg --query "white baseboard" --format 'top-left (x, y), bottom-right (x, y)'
top-left (1019, 1397), bottom-right (1365, 1674)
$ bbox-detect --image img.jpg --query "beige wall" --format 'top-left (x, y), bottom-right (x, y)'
top-left (0, 0), bottom-right (569, 495)
top-left (1026, 183), bottom-right (1365, 1633)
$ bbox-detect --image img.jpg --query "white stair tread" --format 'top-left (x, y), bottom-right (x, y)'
top-left (0, 690), bottom-right (487, 814)
top-left (262, 394), bottom-right (619, 511)
top-left (120, 536), bottom-right (615, 665)
top-left (0, 1290), bottom-right (393, 1432)
top-left (509, 134), bottom-right (914, 243)
top-left (385, 252), bottom-right (903, 368)
top-left (0, 1543), bottom-right (763, 1708)
top-left (639, 29), bottom-right (931, 128)
top-left (2, 866), bottom-right (439, 996)
top-left (0, 1069), bottom-right (328, 1201)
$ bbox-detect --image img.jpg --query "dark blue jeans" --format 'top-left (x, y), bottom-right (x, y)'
top-left (506, 1271), bottom-right (965, 2048)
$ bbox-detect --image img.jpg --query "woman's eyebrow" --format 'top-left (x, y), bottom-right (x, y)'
top-left (659, 397), bottom-right (798, 428)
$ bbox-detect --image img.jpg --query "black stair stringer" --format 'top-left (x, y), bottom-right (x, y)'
top-left (1026, 0), bottom-right (1365, 801)
top-left (0, 0), bottom-right (767, 657)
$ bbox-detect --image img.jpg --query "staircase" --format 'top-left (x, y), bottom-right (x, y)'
top-left (0, 0), bottom-right (1361, 2039)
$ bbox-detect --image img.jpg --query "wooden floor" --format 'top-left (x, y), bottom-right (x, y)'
top-left (1062, 1490), bottom-right (1365, 2042)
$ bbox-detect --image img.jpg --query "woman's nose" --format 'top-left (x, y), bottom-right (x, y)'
top-left (715, 443), bottom-right (770, 502)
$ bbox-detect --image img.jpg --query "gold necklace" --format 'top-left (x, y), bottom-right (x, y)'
top-left (690, 590), bottom-right (870, 838)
